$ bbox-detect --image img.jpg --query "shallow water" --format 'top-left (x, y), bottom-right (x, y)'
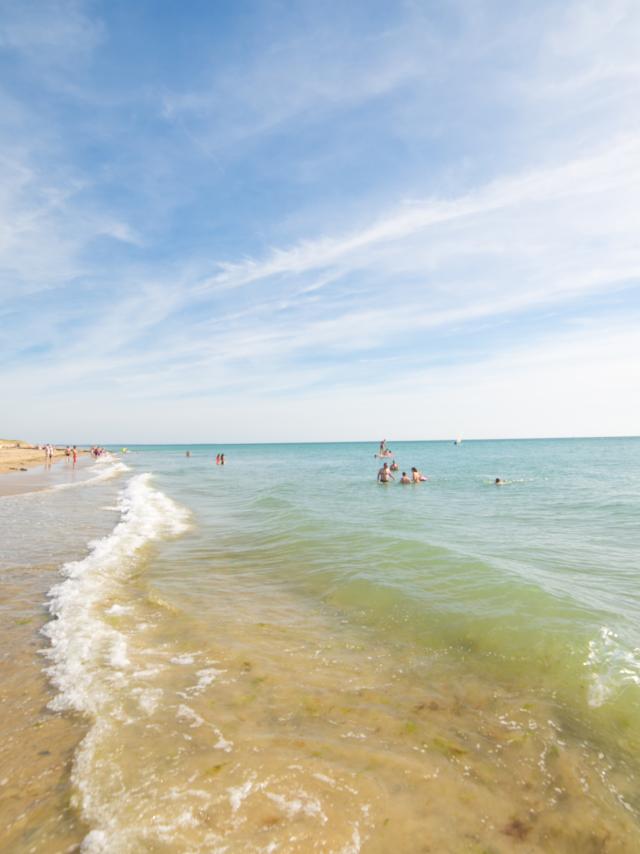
top-left (1, 439), bottom-right (640, 851)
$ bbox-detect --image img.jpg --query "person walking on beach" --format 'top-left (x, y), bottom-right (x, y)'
top-left (72, 446), bottom-right (78, 465)
top-left (377, 462), bottom-right (394, 483)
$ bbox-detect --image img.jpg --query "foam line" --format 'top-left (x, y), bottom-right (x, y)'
top-left (42, 471), bottom-right (189, 715)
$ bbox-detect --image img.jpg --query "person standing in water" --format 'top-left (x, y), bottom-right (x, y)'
top-left (72, 446), bottom-right (78, 465)
top-left (400, 471), bottom-right (411, 484)
top-left (377, 462), bottom-right (394, 483)
top-left (220, 453), bottom-right (225, 465)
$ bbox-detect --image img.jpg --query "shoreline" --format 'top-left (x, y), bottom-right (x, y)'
top-left (0, 442), bottom-right (93, 498)
top-left (1, 440), bottom-right (639, 849)
top-left (0, 442), bottom-right (87, 475)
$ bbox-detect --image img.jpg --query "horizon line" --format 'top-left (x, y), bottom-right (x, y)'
top-left (76, 433), bottom-right (640, 446)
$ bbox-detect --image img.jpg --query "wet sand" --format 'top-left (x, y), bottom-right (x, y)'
top-left (0, 442), bottom-right (88, 477)
top-left (0, 455), bottom-right (92, 497)
top-left (1, 442), bottom-right (66, 474)
top-left (0, 564), bottom-right (87, 852)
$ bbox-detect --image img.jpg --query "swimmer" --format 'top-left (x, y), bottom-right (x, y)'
top-left (411, 466), bottom-right (427, 483)
top-left (390, 460), bottom-right (399, 471)
top-left (400, 471), bottom-right (411, 484)
top-left (495, 477), bottom-right (505, 485)
top-left (377, 462), bottom-right (395, 483)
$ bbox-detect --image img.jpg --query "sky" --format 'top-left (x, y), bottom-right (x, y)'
top-left (1, 0), bottom-right (639, 443)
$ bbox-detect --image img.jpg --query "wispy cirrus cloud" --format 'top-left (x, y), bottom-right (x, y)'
top-left (1, 0), bottom-right (639, 440)
top-left (0, 0), bottom-right (103, 61)
top-left (198, 134), bottom-right (640, 293)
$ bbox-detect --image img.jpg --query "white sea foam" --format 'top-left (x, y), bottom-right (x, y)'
top-left (213, 727), bottom-right (233, 752)
top-left (177, 703), bottom-right (205, 728)
top-left (585, 626), bottom-right (640, 706)
top-left (171, 653), bottom-right (196, 665)
top-left (51, 456), bottom-right (130, 492)
top-left (0, 455), bottom-right (130, 501)
top-left (340, 824), bottom-right (362, 854)
top-left (132, 686), bottom-right (164, 716)
top-left (266, 790), bottom-right (327, 822)
top-left (43, 472), bottom-right (189, 714)
top-left (228, 775), bottom-right (257, 813)
top-left (41, 472), bottom-right (190, 847)
top-left (105, 603), bottom-right (132, 616)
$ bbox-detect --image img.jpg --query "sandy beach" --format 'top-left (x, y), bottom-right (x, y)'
top-left (0, 440), bottom-right (85, 474)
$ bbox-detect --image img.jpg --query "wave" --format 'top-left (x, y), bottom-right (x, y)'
top-left (41, 473), bottom-right (190, 847)
top-left (50, 455), bottom-right (131, 492)
top-left (0, 454), bottom-right (130, 501)
top-left (585, 626), bottom-right (640, 707)
top-left (43, 472), bottom-right (189, 713)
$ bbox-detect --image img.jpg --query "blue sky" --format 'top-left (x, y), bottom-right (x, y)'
top-left (1, 0), bottom-right (639, 442)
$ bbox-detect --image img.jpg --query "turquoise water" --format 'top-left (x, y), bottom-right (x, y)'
top-left (136, 437), bottom-right (640, 712)
top-left (4, 438), bottom-right (640, 851)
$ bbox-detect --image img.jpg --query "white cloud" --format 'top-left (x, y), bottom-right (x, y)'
top-left (197, 133), bottom-right (640, 293)
top-left (0, 147), bottom-right (141, 299)
top-left (1, 0), bottom-right (639, 440)
top-left (160, 8), bottom-right (437, 149)
top-left (6, 314), bottom-right (637, 443)
top-left (0, 0), bottom-right (103, 61)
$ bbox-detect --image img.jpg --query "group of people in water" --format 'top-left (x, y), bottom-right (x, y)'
top-left (376, 440), bottom-right (506, 485)
top-left (184, 451), bottom-right (225, 464)
top-left (377, 461), bottom-right (427, 484)
top-left (376, 440), bottom-right (428, 484)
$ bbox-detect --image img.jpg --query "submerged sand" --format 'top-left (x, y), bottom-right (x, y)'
top-left (3, 448), bottom-right (640, 851)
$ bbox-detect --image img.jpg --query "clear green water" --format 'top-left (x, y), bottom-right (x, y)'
top-left (3, 438), bottom-right (640, 851)
top-left (144, 438), bottom-right (640, 722)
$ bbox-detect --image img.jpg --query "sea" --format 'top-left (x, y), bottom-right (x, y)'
top-left (1, 438), bottom-right (640, 853)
